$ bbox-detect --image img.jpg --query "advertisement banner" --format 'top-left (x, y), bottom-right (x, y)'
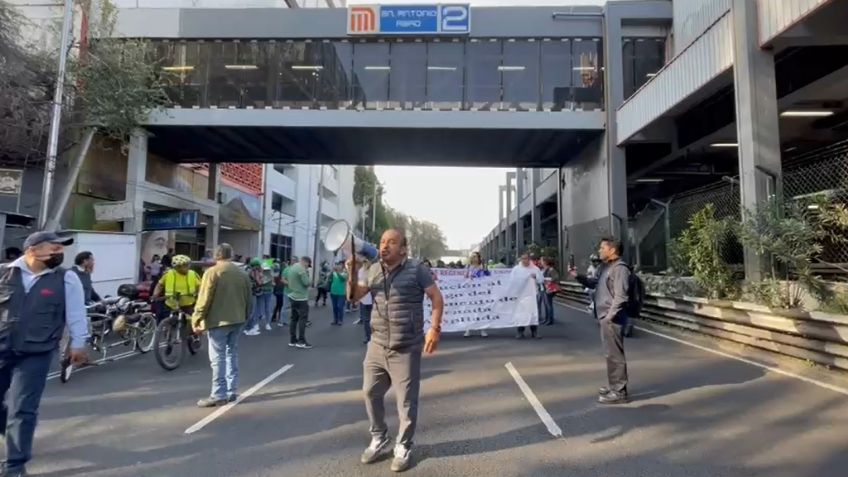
top-left (424, 268), bottom-right (538, 333)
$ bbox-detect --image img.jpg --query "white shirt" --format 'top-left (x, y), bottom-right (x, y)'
top-left (509, 263), bottom-right (544, 295)
top-left (358, 267), bottom-right (373, 305)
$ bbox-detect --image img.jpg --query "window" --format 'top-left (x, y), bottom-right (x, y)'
top-left (465, 39), bottom-right (502, 110)
top-left (275, 41), bottom-right (320, 108)
top-left (571, 38), bottom-right (603, 110)
top-left (389, 41), bottom-right (427, 109)
top-left (426, 40), bottom-right (464, 110)
top-left (622, 38), bottom-right (666, 99)
top-left (270, 234), bottom-right (292, 263)
top-left (541, 39), bottom-right (572, 111)
top-left (352, 41), bottom-right (390, 109)
top-left (502, 40), bottom-right (540, 111)
top-left (316, 41), bottom-right (354, 109)
top-left (271, 192), bottom-right (283, 212)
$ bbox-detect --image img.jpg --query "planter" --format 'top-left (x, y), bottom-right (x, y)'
top-left (557, 281), bottom-right (848, 372)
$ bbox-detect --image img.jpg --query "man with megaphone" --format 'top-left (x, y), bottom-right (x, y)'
top-left (345, 228), bottom-right (444, 473)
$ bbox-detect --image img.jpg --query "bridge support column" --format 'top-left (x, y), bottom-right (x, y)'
top-left (732, 0), bottom-right (782, 282)
top-left (530, 169), bottom-right (542, 246)
top-left (515, 168), bottom-right (525, 255)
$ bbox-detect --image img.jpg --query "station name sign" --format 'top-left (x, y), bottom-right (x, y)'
top-left (348, 4), bottom-right (471, 36)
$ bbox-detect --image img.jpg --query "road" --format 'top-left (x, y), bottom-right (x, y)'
top-left (27, 302), bottom-right (848, 477)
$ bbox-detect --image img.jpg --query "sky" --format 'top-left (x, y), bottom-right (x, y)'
top-left (375, 166), bottom-right (511, 250)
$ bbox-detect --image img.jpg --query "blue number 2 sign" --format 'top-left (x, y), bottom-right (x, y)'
top-left (440, 5), bottom-right (470, 33)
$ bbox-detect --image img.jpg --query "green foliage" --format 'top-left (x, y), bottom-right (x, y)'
top-left (821, 292), bottom-right (848, 315)
top-left (0, 0), bottom-right (54, 163)
top-left (677, 204), bottom-right (735, 299)
top-left (68, 0), bottom-right (169, 145)
top-left (640, 273), bottom-right (704, 297)
top-left (738, 198), bottom-right (827, 308)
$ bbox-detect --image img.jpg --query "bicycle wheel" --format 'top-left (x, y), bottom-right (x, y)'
top-left (187, 329), bottom-right (202, 355)
top-left (134, 313), bottom-right (157, 354)
top-left (153, 316), bottom-right (184, 371)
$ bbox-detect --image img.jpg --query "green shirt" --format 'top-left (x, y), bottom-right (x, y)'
top-left (281, 265), bottom-right (291, 293)
top-left (285, 263), bottom-right (311, 301)
top-left (330, 271), bottom-right (347, 296)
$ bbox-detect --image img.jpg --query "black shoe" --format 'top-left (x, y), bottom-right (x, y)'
top-left (197, 397), bottom-right (227, 408)
top-left (598, 391), bottom-right (629, 405)
top-left (227, 394), bottom-right (238, 403)
top-left (296, 341), bottom-right (313, 349)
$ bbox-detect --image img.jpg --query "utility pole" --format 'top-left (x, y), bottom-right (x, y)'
top-left (311, 164), bottom-right (325, 284)
top-left (39, 0), bottom-right (74, 230)
top-left (371, 179), bottom-right (378, 235)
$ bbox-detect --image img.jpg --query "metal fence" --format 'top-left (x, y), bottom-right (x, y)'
top-left (632, 139), bottom-right (848, 276)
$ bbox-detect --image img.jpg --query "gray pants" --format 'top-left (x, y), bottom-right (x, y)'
top-left (600, 318), bottom-right (628, 393)
top-left (363, 342), bottom-right (422, 448)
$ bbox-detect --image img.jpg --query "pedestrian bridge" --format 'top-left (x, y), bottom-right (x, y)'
top-left (117, 6), bottom-right (609, 166)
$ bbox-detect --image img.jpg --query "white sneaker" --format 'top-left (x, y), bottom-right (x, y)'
top-left (360, 436), bottom-right (392, 464)
top-left (463, 329), bottom-right (472, 338)
top-left (264, 324), bottom-right (272, 331)
top-left (391, 444), bottom-right (412, 472)
top-left (480, 330), bottom-right (489, 338)
top-left (246, 327), bottom-right (260, 336)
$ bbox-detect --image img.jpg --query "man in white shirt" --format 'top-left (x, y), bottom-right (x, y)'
top-left (511, 252), bottom-right (544, 339)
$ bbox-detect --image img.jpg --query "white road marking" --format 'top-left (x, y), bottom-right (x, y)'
top-left (184, 363), bottom-right (294, 435)
top-left (47, 350), bottom-right (140, 381)
top-left (505, 362), bottom-right (563, 438)
top-left (555, 301), bottom-right (848, 397)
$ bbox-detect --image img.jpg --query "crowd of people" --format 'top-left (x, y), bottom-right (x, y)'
top-left (0, 227), bottom-right (637, 475)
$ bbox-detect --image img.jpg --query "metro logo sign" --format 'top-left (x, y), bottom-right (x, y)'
top-left (348, 5), bottom-right (379, 34)
top-left (347, 4), bottom-right (471, 36)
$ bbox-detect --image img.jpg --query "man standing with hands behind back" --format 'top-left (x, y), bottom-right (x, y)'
top-left (347, 228), bottom-right (444, 473)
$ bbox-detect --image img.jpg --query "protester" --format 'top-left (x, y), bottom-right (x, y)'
top-left (0, 232), bottom-right (88, 476)
top-left (358, 259), bottom-right (373, 344)
top-left (585, 254), bottom-right (601, 313)
top-left (347, 229), bottom-right (444, 473)
top-left (191, 244), bottom-right (252, 407)
top-left (315, 261), bottom-right (330, 307)
top-left (512, 252), bottom-right (544, 339)
top-left (280, 257), bottom-right (297, 315)
top-left (272, 260), bottom-right (284, 326)
top-left (570, 238), bottom-right (631, 405)
top-left (148, 254), bottom-right (163, 285)
top-left (246, 258), bottom-right (275, 335)
top-left (539, 257), bottom-right (561, 326)
top-left (463, 252), bottom-right (489, 338)
top-left (286, 256), bottom-right (313, 349)
top-left (161, 248), bottom-right (174, 269)
top-left (329, 262), bottom-right (347, 326)
top-left (153, 255), bottom-right (200, 322)
top-left (73, 251), bottom-right (102, 304)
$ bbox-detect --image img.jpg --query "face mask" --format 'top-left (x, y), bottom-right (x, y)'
top-left (43, 253), bottom-right (64, 269)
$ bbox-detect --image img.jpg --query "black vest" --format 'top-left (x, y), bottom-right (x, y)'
top-left (369, 260), bottom-right (426, 351)
top-left (0, 266), bottom-right (68, 354)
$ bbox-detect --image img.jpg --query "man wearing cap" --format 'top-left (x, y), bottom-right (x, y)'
top-left (0, 232), bottom-right (89, 476)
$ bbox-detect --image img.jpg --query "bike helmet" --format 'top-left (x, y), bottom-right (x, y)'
top-left (171, 255), bottom-right (191, 267)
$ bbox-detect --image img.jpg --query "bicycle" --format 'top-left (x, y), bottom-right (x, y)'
top-left (60, 297), bottom-right (157, 383)
top-left (152, 294), bottom-right (202, 371)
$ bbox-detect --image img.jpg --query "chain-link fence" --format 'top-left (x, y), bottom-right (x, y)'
top-left (632, 139), bottom-right (848, 276)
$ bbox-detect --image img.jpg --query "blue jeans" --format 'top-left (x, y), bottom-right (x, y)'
top-left (0, 350), bottom-right (54, 472)
top-left (249, 293), bottom-right (275, 329)
top-left (331, 294), bottom-right (346, 324)
top-left (207, 324), bottom-right (242, 400)
top-left (538, 292), bottom-right (554, 324)
top-left (361, 304), bottom-right (373, 341)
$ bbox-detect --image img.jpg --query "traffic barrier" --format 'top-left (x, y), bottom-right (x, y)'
top-left (556, 281), bottom-right (848, 371)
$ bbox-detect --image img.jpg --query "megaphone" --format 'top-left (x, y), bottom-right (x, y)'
top-left (324, 220), bottom-right (379, 261)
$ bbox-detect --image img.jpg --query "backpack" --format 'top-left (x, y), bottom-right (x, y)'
top-left (616, 263), bottom-right (645, 318)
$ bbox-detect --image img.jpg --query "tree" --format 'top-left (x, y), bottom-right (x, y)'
top-left (43, 0), bottom-right (169, 228)
top-left (0, 0), bottom-right (54, 165)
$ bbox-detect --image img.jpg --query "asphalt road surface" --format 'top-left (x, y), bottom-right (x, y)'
top-left (25, 302), bottom-right (848, 477)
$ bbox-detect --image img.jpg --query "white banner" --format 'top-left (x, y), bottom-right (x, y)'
top-left (424, 268), bottom-right (539, 333)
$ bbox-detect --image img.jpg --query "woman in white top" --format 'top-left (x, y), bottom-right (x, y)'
top-left (464, 252), bottom-right (489, 338)
top-left (358, 259), bottom-right (373, 344)
top-left (512, 252), bottom-right (545, 339)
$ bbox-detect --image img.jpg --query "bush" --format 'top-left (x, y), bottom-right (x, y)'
top-left (677, 204), bottom-right (736, 299)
